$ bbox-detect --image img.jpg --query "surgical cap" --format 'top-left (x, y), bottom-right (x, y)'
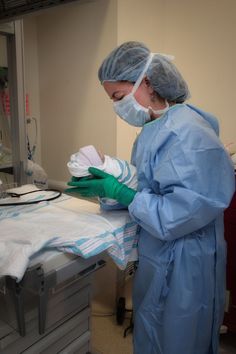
top-left (98, 41), bottom-right (190, 103)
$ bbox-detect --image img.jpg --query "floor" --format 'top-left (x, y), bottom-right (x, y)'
top-left (90, 266), bottom-right (236, 354)
top-left (91, 313), bottom-right (236, 354)
top-left (219, 332), bottom-right (236, 354)
top-left (91, 313), bottom-right (133, 354)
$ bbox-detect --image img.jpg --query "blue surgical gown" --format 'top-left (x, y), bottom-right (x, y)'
top-left (128, 104), bottom-right (235, 354)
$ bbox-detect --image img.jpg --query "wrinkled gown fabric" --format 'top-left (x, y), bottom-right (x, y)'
top-left (128, 104), bottom-right (235, 354)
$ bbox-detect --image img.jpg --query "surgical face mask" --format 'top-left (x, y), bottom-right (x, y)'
top-left (113, 53), bottom-right (170, 127)
top-left (113, 91), bottom-right (150, 127)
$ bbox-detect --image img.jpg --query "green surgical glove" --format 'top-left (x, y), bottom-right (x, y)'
top-left (66, 167), bottom-right (136, 206)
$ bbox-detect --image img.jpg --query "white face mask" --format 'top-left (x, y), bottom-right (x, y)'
top-left (113, 91), bottom-right (150, 127)
top-left (113, 53), bottom-right (170, 127)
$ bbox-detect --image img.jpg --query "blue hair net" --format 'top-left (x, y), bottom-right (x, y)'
top-left (98, 41), bottom-right (190, 103)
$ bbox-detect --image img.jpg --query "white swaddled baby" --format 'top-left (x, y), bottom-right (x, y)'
top-left (67, 145), bottom-right (137, 205)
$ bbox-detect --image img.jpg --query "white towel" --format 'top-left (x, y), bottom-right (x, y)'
top-left (0, 186), bottom-right (138, 281)
top-left (67, 145), bottom-right (104, 177)
top-left (67, 145), bottom-right (137, 205)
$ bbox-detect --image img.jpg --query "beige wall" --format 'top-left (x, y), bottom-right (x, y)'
top-left (23, 0), bottom-right (236, 178)
top-left (36, 0), bottom-right (117, 182)
top-left (117, 0), bottom-right (236, 160)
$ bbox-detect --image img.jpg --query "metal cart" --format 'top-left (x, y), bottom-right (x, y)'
top-left (0, 252), bottom-right (105, 354)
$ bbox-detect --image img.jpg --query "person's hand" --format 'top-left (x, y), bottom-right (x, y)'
top-left (66, 167), bottom-right (136, 206)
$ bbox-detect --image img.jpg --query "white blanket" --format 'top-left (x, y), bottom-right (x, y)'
top-left (0, 185), bottom-right (138, 281)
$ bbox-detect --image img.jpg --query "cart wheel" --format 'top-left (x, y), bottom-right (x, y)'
top-left (116, 297), bottom-right (126, 325)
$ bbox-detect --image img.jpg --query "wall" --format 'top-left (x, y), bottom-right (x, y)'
top-left (36, 0), bottom-right (117, 183)
top-left (116, 0), bottom-right (236, 161)
top-left (23, 0), bottom-right (236, 176)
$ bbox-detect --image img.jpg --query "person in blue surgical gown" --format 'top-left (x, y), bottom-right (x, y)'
top-left (68, 41), bottom-right (235, 354)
